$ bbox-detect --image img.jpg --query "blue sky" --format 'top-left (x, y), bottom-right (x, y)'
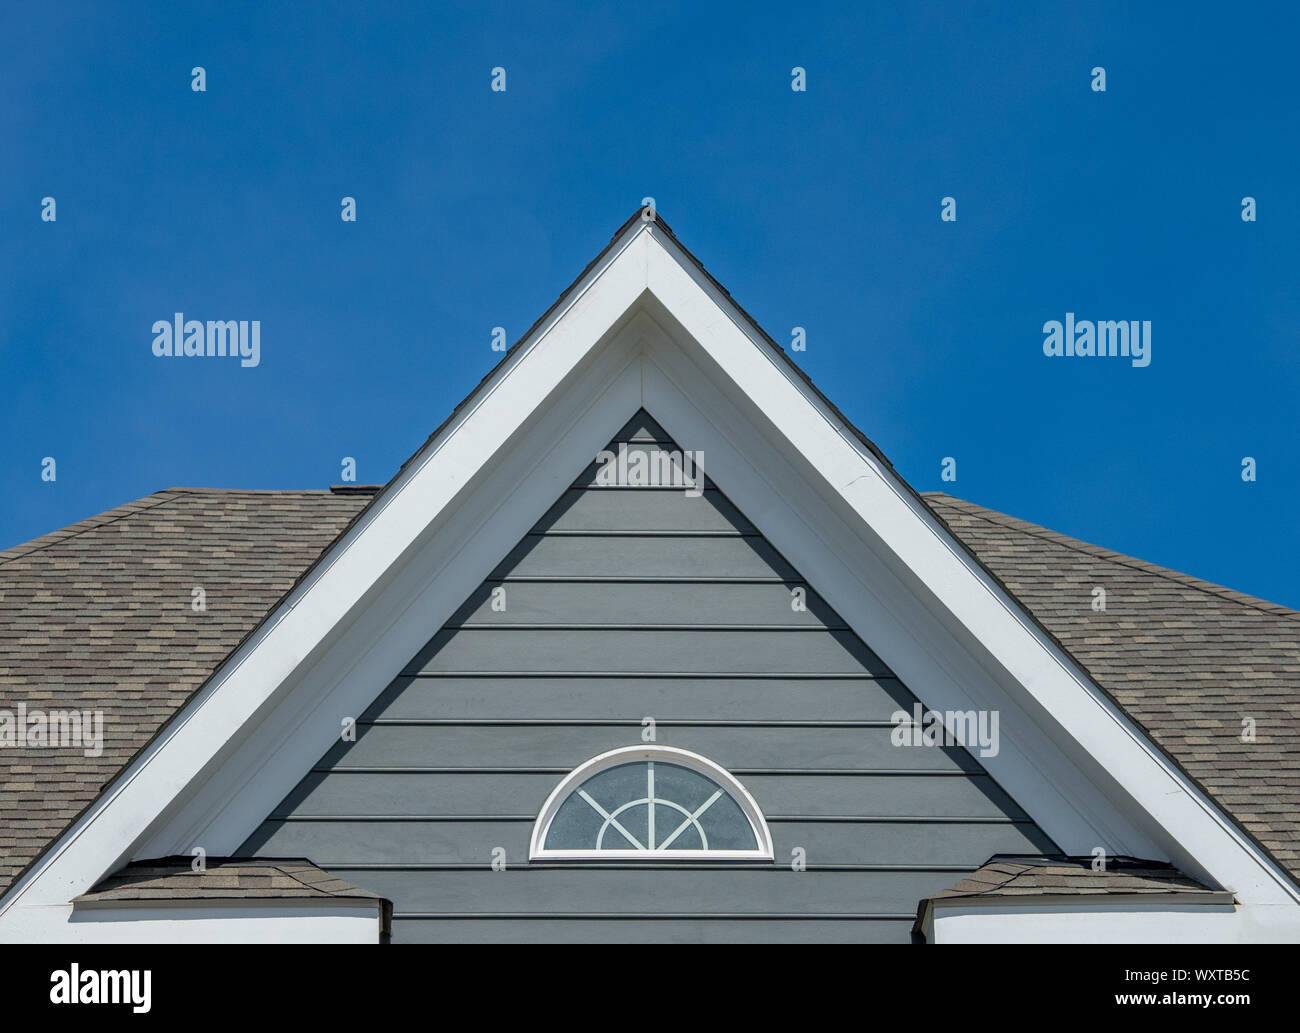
top-left (3, 1), bottom-right (1297, 606)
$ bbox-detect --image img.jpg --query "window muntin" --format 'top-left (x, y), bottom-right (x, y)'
top-left (530, 746), bottom-right (773, 860)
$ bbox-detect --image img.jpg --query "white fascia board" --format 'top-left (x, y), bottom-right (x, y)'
top-left (2, 901), bottom-right (383, 944)
top-left (638, 342), bottom-right (1154, 858)
top-left (928, 899), bottom-right (1300, 944)
top-left (158, 346), bottom-right (645, 857)
top-left (639, 226), bottom-right (1300, 909)
top-left (0, 221), bottom-right (655, 918)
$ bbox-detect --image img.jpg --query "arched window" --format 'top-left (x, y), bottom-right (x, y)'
top-left (530, 746), bottom-right (773, 859)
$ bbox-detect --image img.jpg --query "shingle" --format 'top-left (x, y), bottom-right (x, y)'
top-left (74, 857), bottom-right (385, 903)
top-left (926, 855), bottom-right (1223, 901)
top-left (0, 489), bottom-right (371, 899)
top-left (923, 491), bottom-right (1300, 882)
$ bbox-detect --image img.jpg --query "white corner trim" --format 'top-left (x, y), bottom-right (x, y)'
top-left (924, 898), bottom-right (1300, 945)
top-left (2, 900), bottom-right (384, 944)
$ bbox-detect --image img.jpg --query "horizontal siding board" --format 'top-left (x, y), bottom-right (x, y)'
top-left (533, 488), bottom-right (756, 534)
top-left (364, 676), bottom-right (909, 722)
top-left (330, 867), bottom-right (954, 916)
top-left (318, 724), bottom-right (982, 772)
top-left (488, 535), bottom-right (797, 580)
top-left (403, 628), bottom-right (891, 676)
top-left (274, 772), bottom-right (1023, 821)
top-left (238, 412), bottom-right (1057, 939)
top-left (391, 917), bottom-right (915, 944)
top-left (753, 772), bottom-right (1023, 817)
top-left (774, 819), bottom-right (1056, 865)
top-left (444, 581), bottom-right (844, 628)
top-left (245, 816), bottom-right (1050, 867)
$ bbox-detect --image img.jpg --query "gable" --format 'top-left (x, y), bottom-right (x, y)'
top-left (2, 211), bottom-right (1296, 943)
top-left (239, 412), bottom-right (1056, 943)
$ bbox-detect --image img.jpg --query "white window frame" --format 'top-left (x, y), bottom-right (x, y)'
top-left (529, 745), bottom-right (775, 861)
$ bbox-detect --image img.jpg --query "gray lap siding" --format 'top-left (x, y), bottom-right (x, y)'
top-left (240, 412), bottom-right (1055, 943)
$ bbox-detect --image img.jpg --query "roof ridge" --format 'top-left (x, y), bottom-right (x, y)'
top-left (924, 492), bottom-right (1300, 623)
top-left (274, 863), bottom-right (334, 896)
top-left (160, 487), bottom-right (339, 495)
top-left (0, 487), bottom-right (363, 567)
top-left (980, 863), bottom-right (1026, 892)
top-left (0, 491), bottom-right (183, 568)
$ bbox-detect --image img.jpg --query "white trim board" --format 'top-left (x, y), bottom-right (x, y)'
top-left (921, 899), bottom-right (1300, 945)
top-left (3, 214), bottom-right (1297, 942)
top-left (0, 216), bottom-right (651, 926)
top-left (63, 902), bottom-right (384, 944)
top-left (640, 227), bottom-right (1298, 910)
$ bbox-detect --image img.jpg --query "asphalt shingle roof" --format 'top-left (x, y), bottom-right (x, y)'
top-left (0, 489), bottom-right (370, 897)
top-left (913, 854), bottom-right (1230, 938)
top-left (925, 855), bottom-right (1225, 901)
top-left (1, 486), bottom-right (1296, 904)
top-left (923, 492), bottom-right (1300, 882)
top-left (74, 857), bottom-right (384, 904)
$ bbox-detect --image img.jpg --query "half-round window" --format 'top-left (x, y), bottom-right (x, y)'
top-left (530, 746), bottom-right (773, 859)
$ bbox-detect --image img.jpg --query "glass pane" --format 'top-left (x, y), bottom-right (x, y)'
top-left (546, 790), bottom-right (610, 848)
top-left (692, 789), bottom-right (755, 850)
top-left (653, 802), bottom-right (703, 850)
top-left (576, 762), bottom-right (646, 814)
top-left (651, 762), bottom-right (718, 813)
top-left (543, 759), bottom-right (759, 852)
